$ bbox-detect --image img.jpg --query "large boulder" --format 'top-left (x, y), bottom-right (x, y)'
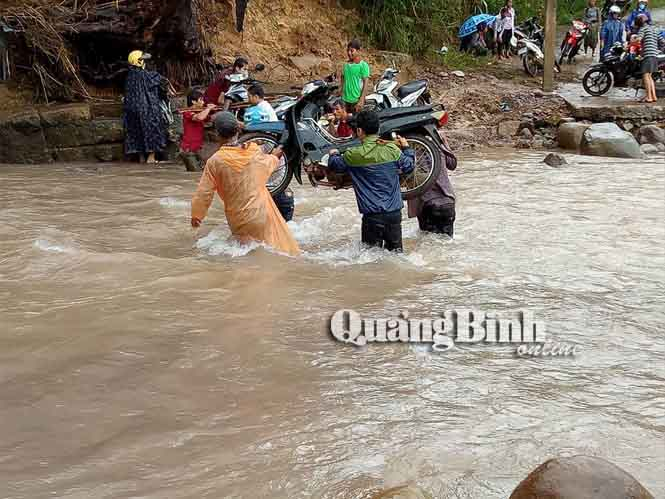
top-left (557, 122), bottom-right (590, 150)
top-left (637, 125), bottom-right (665, 145)
top-left (0, 109), bottom-right (52, 164)
top-left (580, 123), bottom-right (642, 159)
top-left (40, 102), bottom-right (122, 149)
top-left (510, 456), bottom-right (654, 499)
top-left (53, 144), bottom-right (124, 163)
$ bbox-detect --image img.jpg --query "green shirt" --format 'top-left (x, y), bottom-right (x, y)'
top-left (342, 60), bottom-right (370, 104)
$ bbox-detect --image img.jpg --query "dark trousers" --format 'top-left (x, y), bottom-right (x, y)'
top-left (361, 210), bottom-right (403, 252)
top-left (418, 202), bottom-right (455, 237)
top-left (272, 189), bottom-right (295, 222)
top-left (180, 151), bottom-right (202, 172)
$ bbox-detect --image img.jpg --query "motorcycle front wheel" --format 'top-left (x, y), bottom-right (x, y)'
top-left (558, 44), bottom-right (572, 66)
top-left (582, 67), bottom-right (614, 96)
top-left (237, 132), bottom-right (294, 196)
top-left (400, 133), bottom-right (442, 200)
top-left (523, 53), bottom-right (541, 77)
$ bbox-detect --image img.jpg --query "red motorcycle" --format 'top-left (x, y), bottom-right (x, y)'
top-left (559, 20), bottom-right (590, 65)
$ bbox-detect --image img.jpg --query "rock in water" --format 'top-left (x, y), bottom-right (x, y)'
top-left (640, 144), bottom-right (660, 155)
top-left (372, 485), bottom-right (433, 499)
top-left (637, 125), bottom-right (665, 145)
top-left (580, 123), bottom-right (642, 159)
top-left (520, 127), bottom-right (534, 139)
top-left (544, 153), bottom-right (567, 167)
top-left (510, 455), bottom-right (655, 499)
top-left (557, 122), bottom-right (590, 150)
top-left (656, 143), bottom-right (665, 153)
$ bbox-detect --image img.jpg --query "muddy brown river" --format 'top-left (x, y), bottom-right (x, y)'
top-left (1, 150), bottom-right (664, 498)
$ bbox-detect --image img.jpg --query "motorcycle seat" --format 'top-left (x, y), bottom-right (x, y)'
top-left (377, 104), bottom-right (434, 120)
top-left (396, 80), bottom-right (428, 99)
top-left (244, 121), bottom-right (286, 134)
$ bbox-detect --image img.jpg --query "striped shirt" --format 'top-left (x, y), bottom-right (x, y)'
top-left (638, 24), bottom-right (659, 58)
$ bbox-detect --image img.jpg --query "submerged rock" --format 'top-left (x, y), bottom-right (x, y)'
top-left (510, 455), bottom-right (654, 499)
top-left (544, 153), bottom-right (567, 167)
top-left (580, 123), bottom-right (642, 159)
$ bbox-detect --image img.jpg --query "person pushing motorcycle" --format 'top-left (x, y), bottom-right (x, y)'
top-left (328, 110), bottom-right (415, 252)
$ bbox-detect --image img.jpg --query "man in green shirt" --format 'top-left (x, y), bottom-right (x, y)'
top-left (340, 39), bottom-right (371, 112)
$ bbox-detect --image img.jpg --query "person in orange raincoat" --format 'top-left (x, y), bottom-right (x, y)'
top-left (191, 112), bottom-right (300, 256)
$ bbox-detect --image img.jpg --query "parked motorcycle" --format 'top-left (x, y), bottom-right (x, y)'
top-left (365, 68), bottom-right (431, 110)
top-left (517, 18), bottom-right (562, 77)
top-left (238, 75), bottom-right (448, 198)
top-left (582, 42), bottom-right (665, 96)
top-left (559, 19), bottom-right (590, 65)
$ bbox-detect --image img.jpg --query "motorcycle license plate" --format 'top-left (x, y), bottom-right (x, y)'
top-left (518, 48), bottom-right (527, 56)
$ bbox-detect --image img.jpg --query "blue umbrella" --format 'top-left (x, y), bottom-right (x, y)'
top-left (459, 14), bottom-right (496, 38)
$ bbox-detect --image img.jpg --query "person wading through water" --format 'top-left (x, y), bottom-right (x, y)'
top-left (328, 110), bottom-right (415, 252)
top-left (191, 112), bottom-right (300, 256)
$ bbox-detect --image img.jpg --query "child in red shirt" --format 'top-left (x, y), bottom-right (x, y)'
top-left (180, 88), bottom-right (216, 171)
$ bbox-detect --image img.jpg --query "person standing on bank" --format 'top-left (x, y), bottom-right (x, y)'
top-left (636, 14), bottom-right (659, 103)
top-left (328, 110), bottom-right (415, 252)
top-left (124, 50), bottom-right (167, 164)
top-left (340, 39), bottom-right (371, 113)
top-left (583, 0), bottom-right (600, 58)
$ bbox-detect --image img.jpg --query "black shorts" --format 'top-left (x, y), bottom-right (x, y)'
top-left (641, 56), bottom-right (658, 75)
top-left (361, 210), bottom-right (403, 252)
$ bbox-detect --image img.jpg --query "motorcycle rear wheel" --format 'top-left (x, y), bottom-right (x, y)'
top-left (582, 67), bottom-right (614, 96)
top-left (237, 132), bottom-right (294, 196)
top-left (400, 133), bottom-right (442, 200)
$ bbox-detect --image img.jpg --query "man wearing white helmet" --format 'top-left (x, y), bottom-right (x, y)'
top-left (600, 5), bottom-right (626, 59)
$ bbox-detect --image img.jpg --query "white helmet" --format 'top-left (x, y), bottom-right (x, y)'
top-left (609, 5), bottom-right (621, 14)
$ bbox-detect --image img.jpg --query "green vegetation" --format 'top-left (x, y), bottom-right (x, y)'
top-left (357, 0), bottom-right (663, 55)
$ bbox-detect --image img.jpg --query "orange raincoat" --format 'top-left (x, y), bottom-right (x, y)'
top-left (191, 143), bottom-right (300, 256)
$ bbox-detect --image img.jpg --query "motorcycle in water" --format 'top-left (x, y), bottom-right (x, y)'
top-left (582, 42), bottom-right (665, 96)
top-left (238, 75), bottom-right (448, 198)
top-left (365, 68), bottom-right (431, 110)
top-left (559, 19), bottom-right (590, 65)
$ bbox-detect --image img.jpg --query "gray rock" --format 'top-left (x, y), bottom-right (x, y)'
top-left (0, 109), bottom-right (52, 164)
top-left (497, 120), bottom-right (521, 138)
top-left (510, 455), bottom-right (655, 499)
top-left (438, 71), bottom-right (449, 78)
top-left (53, 144), bottom-right (124, 162)
top-left (637, 125), bottom-right (665, 145)
top-left (559, 117), bottom-right (576, 124)
top-left (656, 143), bottom-right (665, 152)
top-left (640, 143), bottom-right (660, 155)
top-left (557, 122), bottom-right (590, 150)
top-left (544, 153), bottom-right (568, 167)
top-left (519, 127), bottom-right (534, 139)
top-left (43, 118), bottom-right (124, 148)
top-left (516, 138), bottom-right (533, 149)
top-left (534, 89), bottom-right (544, 97)
top-left (451, 70), bottom-right (465, 78)
top-left (622, 120), bottom-right (635, 132)
top-left (580, 122), bottom-right (642, 159)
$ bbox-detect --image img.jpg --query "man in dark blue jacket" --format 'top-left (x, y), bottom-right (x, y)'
top-left (328, 110), bottom-right (415, 252)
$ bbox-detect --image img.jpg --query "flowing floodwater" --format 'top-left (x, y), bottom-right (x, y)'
top-left (1, 150), bottom-right (664, 498)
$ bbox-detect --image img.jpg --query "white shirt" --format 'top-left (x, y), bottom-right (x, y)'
top-left (256, 100), bottom-right (278, 122)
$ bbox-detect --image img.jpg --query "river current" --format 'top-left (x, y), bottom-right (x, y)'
top-left (1, 150), bottom-right (663, 498)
